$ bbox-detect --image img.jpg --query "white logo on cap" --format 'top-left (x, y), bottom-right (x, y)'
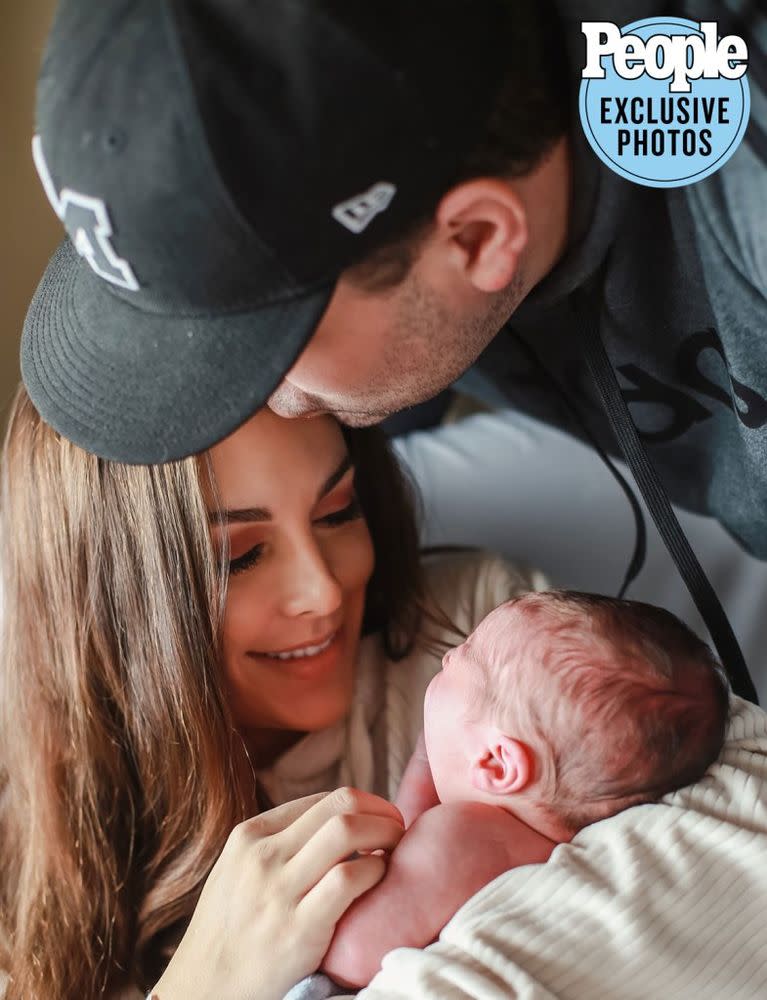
top-left (32, 135), bottom-right (140, 291)
top-left (332, 182), bottom-right (396, 234)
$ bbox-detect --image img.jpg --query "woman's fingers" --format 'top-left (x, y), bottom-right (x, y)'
top-left (285, 810), bottom-right (405, 897)
top-left (236, 790), bottom-right (330, 839)
top-left (275, 786), bottom-right (403, 857)
top-left (298, 853), bottom-right (389, 927)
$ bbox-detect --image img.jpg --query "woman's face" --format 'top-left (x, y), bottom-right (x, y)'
top-left (208, 409), bottom-right (374, 751)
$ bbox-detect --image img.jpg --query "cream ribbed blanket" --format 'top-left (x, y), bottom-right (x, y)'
top-left (359, 693), bottom-right (767, 999)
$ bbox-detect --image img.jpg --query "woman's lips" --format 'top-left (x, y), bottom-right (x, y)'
top-left (260, 631), bottom-right (337, 660)
top-left (247, 629), bottom-right (345, 678)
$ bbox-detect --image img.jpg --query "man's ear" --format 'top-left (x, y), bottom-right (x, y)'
top-left (434, 178), bottom-right (528, 294)
top-left (470, 734), bottom-right (533, 796)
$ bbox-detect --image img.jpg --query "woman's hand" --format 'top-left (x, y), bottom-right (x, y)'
top-left (151, 787), bottom-right (405, 1000)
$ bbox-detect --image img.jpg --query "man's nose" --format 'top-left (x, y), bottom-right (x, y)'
top-left (267, 381), bottom-right (322, 419)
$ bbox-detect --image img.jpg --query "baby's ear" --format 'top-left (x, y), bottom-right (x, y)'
top-left (470, 734), bottom-right (532, 796)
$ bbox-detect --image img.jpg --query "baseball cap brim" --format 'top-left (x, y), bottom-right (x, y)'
top-left (22, 240), bottom-right (332, 464)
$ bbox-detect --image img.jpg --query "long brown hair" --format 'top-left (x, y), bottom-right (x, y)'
top-left (0, 387), bottom-right (424, 998)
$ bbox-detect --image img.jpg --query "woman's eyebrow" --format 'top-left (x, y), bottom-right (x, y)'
top-left (209, 455), bottom-right (352, 525)
top-left (210, 505), bottom-right (270, 525)
top-left (316, 454), bottom-right (352, 502)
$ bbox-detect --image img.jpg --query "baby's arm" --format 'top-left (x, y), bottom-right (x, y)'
top-left (393, 731), bottom-right (440, 828)
top-left (321, 801), bottom-right (556, 989)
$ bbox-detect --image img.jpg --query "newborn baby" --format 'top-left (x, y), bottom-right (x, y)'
top-left (321, 590), bottom-right (729, 989)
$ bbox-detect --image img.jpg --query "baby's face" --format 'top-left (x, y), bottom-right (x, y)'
top-left (424, 636), bottom-right (484, 802)
top-left (425, 606), bottom-right (524, 799)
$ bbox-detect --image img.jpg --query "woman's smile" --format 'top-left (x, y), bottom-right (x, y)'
top-left (248, 627), bottom-right (346, 681)
top-left (255, 629), bottom-right (338, 660)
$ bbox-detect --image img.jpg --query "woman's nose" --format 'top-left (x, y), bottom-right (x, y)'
top-left (280, 537), bottom-right (343, 618)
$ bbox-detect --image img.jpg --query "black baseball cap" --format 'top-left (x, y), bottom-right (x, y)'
top-left (22, 0), bottom-right (515, 463)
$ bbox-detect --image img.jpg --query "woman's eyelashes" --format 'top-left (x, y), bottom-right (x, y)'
top-left (228, 543), bottom-right (265, 576)
top-left (316, 495), bottom-right (362, 527)
top-left (227, 497), bottom-right (363, 576)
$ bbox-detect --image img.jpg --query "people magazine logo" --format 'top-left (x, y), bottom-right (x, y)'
top-left (579, 18), bottom-right (750, 188)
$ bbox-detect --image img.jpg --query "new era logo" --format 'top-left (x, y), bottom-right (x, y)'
top-left (32, 135), bottom-right (139, 291)
top-left (332, 181), bottom-right (396, 234)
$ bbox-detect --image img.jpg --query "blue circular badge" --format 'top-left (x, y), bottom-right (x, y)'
top-left (579, 17), bottom-right (750, 188)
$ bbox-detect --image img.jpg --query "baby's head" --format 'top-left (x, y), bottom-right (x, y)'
top-left (424, 591), bottom-right (729, 840)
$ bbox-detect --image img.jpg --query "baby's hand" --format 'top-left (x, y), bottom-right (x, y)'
top-left (395, 731), bottom-right (440, 827)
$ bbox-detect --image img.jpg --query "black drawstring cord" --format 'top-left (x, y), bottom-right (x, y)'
top-left (571, 293), bottom-right (758, 704)
top-left (512, 331), bottom-right (647, 600)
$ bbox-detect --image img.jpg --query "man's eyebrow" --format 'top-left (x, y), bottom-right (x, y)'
top-left (209, 455), bottom-right (352, 525)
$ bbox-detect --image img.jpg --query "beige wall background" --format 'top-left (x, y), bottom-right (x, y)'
top-left (1, 1), bottom-right (60, 436)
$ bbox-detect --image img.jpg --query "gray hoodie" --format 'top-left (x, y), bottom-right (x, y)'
top-left (466, 0), bottom-right (767, 555)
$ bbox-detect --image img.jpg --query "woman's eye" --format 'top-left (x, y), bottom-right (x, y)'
top-left (316, 497), bottom-right (363, 527)
top-left (228, 544), bottom-right (264, 576)
top-left (226, 498), bottom-right (361, 574)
